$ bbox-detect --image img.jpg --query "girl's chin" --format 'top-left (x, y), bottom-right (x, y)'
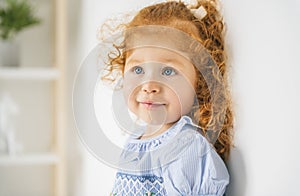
top-left (128, 108), bottom-right (181, 126)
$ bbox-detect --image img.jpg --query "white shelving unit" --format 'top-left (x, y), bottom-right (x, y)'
top-left (0, 0), bottom-right (67, 195)
top-left (0, 153), bottom-right (58, 166)
top-left (0, 67), bottom-right (60, 80)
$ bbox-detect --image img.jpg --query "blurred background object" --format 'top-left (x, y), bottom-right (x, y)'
top-left (0, 0), bottom-right (66, 195)
top-left (0, 93), bottom-right (22, 155)
top-left (0, 0), bottom-right (41, 67)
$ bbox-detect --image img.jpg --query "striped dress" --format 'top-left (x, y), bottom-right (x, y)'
top-left (111, 116), bottom-right (229, 196)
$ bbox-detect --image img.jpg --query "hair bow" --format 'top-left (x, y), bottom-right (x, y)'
top-left (190, 6), bottom-right (207, 20)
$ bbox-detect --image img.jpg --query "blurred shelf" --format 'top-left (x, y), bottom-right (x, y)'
top-left (0, 0), bottom-right (67, 195)
top-left (0, 153), bottom-right (59, 166)
top-left (0, 67), bottom-right (59, 80)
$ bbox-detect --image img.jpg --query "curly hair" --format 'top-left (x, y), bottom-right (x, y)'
top-left (102, 0), bottom-right (234, 161)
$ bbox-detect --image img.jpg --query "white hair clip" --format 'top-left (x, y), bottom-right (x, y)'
top-left (191, 6), bottom-right (207, 20)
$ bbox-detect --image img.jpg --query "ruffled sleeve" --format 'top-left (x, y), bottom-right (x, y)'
top-left (163, 129), bottom-right (229, 196)
top-left (187, 134), bottom-right (229, 196)
top-left (191, 148), bottom-right (229, 195)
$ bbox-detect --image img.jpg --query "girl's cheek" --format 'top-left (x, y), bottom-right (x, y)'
top-left (173, 81), bottom-right (196, 115)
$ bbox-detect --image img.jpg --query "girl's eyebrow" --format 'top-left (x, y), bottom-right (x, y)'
top-left (157, 59), bottom-right (189, 69)
top-left (126, 58), bottom-right (182, 65)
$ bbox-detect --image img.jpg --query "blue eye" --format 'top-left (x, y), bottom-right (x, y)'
top-left (133, 66), bottom-right (144, 74)
top-left (162, 67), bottom-right (176, 76)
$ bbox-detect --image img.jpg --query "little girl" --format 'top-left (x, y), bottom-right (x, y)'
top-left (102, 0), bottom-right (234, 195)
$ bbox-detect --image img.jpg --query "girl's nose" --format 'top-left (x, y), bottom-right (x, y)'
top-left (141, 82), bottom-right (160, 94)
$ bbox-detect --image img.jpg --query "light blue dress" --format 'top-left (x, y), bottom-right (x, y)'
top-left (111, 116), bottom-right (229, 196)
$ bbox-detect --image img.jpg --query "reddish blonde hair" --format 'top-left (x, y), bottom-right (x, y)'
top-left (102, 0), bottom-right (234, 160)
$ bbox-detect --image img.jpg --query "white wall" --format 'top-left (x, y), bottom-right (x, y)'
top-left (223, 0), bottom-right (300, 195)
top-left (67, 0), bottom-right (300, 195)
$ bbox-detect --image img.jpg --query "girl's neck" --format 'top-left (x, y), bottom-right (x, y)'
top-left (139, 122), bottom-right (175, 140)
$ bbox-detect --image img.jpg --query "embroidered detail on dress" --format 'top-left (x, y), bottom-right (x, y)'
top-left (111, 172), bottom-right (166, 196)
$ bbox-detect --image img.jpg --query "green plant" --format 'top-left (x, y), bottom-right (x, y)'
top-left (0, 0), bottom-right (41, 40)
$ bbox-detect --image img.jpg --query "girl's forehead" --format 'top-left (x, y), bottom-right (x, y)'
top-left (123, 26), bottom-right (217, 73)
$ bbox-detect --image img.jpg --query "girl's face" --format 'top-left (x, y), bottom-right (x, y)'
top-left (123, 47), bottom-right (196, 128)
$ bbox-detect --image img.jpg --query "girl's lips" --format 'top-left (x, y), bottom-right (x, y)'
top-left (139, 101), bottom-right (166, 109)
